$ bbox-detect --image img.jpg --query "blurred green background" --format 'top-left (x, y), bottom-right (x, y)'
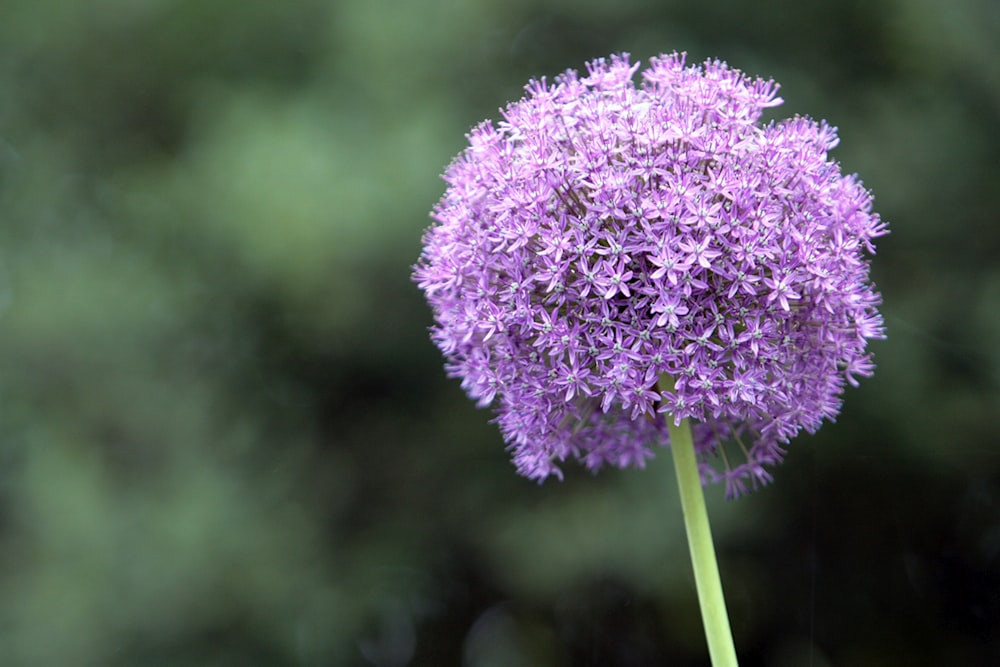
top-left (0, 0), bottom-right (998, 665)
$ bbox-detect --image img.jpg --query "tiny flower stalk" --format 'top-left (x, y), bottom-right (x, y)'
top-left (663, 373), bottom-right (739, 667)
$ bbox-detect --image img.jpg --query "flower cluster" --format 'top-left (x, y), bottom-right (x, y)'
top-left (414, 53), bottom-right (886, 496)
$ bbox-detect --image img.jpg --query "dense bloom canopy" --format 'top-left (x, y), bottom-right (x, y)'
top-left (415, 53), bottom-right (886, 496)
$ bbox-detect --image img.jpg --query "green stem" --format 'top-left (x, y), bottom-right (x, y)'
top-left (665, 382), bottom-right (739, 666)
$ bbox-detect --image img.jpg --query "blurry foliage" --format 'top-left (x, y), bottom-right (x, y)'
top-left (0, 0), bottom-right (998, 665)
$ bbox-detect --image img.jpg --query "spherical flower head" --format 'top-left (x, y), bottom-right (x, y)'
top-left (414, 53), bottom-right (887, 497)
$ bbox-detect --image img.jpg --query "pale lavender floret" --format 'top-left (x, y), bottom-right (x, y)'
top-left (414, 52), bottom-right (887, 497)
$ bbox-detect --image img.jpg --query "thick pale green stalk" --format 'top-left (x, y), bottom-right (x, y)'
top-left (665, 380), bottom-right (739, 666)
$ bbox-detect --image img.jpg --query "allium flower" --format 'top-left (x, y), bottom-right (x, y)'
top-left (415, 53), bottom-right (886, 497)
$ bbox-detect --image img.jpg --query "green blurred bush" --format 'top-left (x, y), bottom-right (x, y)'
top-left (0, 0), bottom-right (997, 665)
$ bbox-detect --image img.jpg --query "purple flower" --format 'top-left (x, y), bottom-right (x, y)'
top-left (414, 53), bottom-right (887, 497)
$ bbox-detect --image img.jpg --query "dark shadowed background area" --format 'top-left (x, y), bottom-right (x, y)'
top-left (0, 0), bottom-right (998, 665)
